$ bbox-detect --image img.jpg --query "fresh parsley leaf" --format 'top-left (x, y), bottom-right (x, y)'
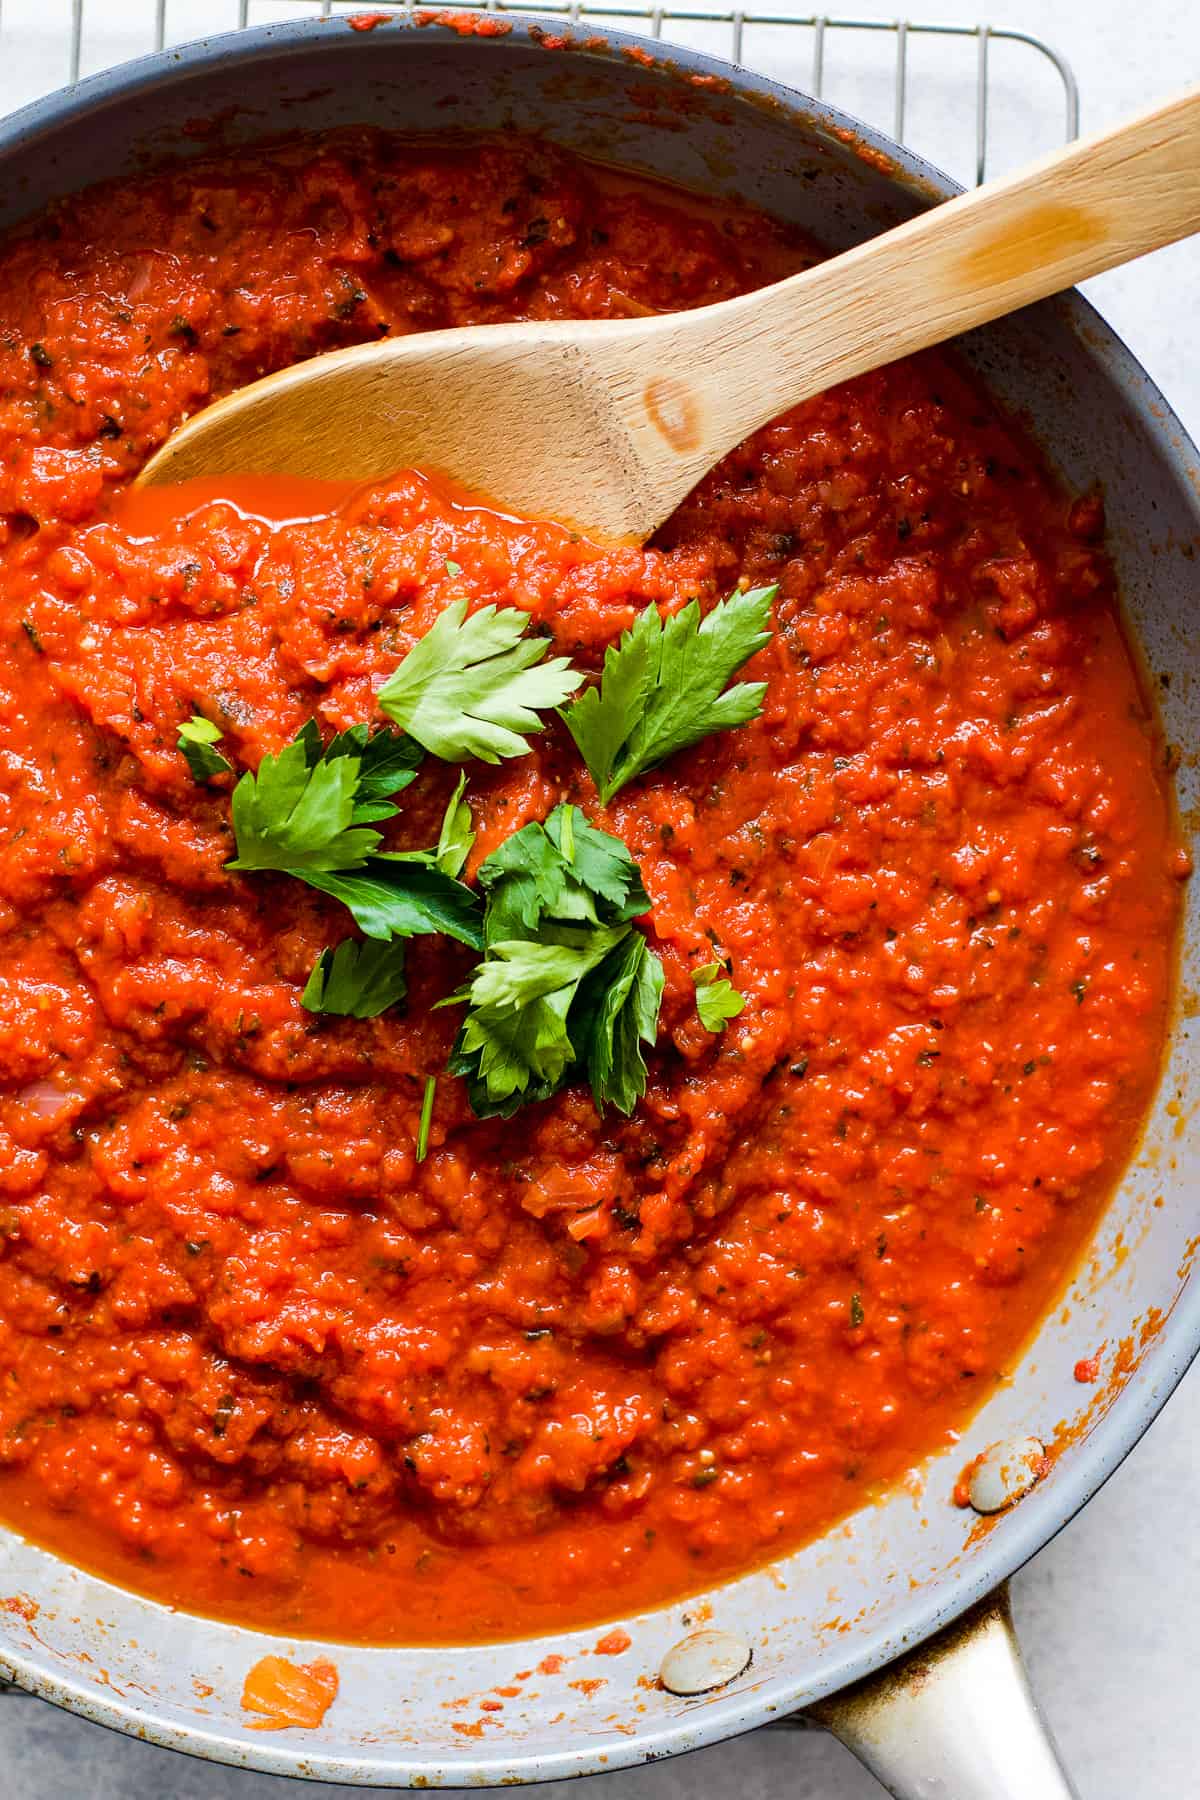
top-left (463, 923), bottom-right (626, 1013)
top-left (301, 937), bottom-right (408, 1018)
top-left (304, 860), bottom-right (483, 949)
top-left (178, 714), bottom-right (233, 783)
top-left (449, 925), bottom-right (623, 1117)
top-left (477, 816), bottom-right (585, 941)
top-left (478, 803), bottom-right (648, 944)
top-left (227, 722), bottom-right (427, 872)
top-left (562, 586), bottom-right (776, 803)
top-left (221, 720), bottom-right (482, 945)
top-left (450, 990), bottom-right (571, 1117)
top-left (376, 598), bottom-right (582, 763)
top-left (228, 736), bottom-right (382, 873)
top-left (433, 772), bottom-right (474, 878)
top-left (575, 929), bottom-right (665, 1115)
top-left (416, 1074), bottom-right (437, 1161)
top-left (544, 804), bottom-right (650, 919)
top-left (446, 809), bottom-right (663, 1118)
top-left (693, 960), bottom-right (745, 1032)
top-left (371, 772), bottom-right (476, 885)
top-left (560, 607), bottom-right (656, 803)
top-left (323, 723), bottom-right (424, 818)
top-left (444, 558), bottom-right (462, 577)
top-left (213, 716), bottom-right (483, 993)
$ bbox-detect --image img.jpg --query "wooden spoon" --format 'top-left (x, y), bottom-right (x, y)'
top-left (138, 89), bottom-right (1200, 543)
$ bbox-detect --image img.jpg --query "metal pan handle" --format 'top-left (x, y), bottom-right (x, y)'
top-left (806, 1585), bottom-right (1078, 1799)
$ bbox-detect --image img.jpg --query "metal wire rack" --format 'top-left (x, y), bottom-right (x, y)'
top-left (0, 2), bottom-right (1078, 187)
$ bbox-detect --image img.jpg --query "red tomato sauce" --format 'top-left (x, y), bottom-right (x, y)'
top-left (0, 131), bottom-right (1183, 1644)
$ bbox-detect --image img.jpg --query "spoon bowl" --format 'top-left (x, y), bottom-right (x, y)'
top-left (138, 87), bottom-right (1200, 542)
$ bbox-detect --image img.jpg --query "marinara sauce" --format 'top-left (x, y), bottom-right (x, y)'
top-left (0, 132), bottom-right (1183, 1643)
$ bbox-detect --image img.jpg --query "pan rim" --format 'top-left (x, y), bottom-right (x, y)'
top-left (0, 12), bottom-right (1195, 1784)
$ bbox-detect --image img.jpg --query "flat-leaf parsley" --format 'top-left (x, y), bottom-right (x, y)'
top-left (198, 718), bottom-right (483, 952)
top-left (178, 714), bottom-right (233, 784)
top-left (446, 804), bottom-right (663, 1118)
top-left (377, 599), bottom-right (582, 763)
top-left (226, 721), bottom-right (421, 874)
top-left (302, 937), bottom-right (409, 1019)
top-left (692, 961), bottom-right (745, 1032)
top-left (562, 585), bottom-right (776, 803)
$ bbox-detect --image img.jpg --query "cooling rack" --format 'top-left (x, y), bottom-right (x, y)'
top-left (0, 2), bottom-right (1078, 186)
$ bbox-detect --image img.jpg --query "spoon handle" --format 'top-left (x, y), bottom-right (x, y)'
top-left (666, 86), bottom-right (1200, 464)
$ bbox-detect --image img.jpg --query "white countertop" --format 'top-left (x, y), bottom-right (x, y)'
top-left (0, 3), bottom-right (1195, 1795)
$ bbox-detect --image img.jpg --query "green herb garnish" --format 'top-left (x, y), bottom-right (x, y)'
top-left (302, 860), bottom-right (482, 948)
top-left (477, 802), bottom-right (649, 943)
top-left (572, 926), bottom-right (664, 1117)
top-left (179, 571), bottom-right (776, 1121)
top-left (376, 599), bottom-right (582, 763)
top-left (383, 770), bottom-right (474, 879)
top-left (218, 719), bottom-right (482, 950)
top-left (227, 722), bottom-right (416, 873)
top-left (561, 586), bottom-right (776, 803)
top-left (297, 771), bottom-right (481, 947)
top-left (445, 803), bottom-right (662, 1118)
top-left (178, 714), bottom-right (233, 783)
top-left (692, 961), bottom-right (745, 1033)
top-left (416, 1075), bottom-right (437, 1162)
top-left (432, 772), bottom-right (474, 878)
top-left (302, 937), bottom-right (409, 1019)
top-left (321, 721), bottom-right (424, 816)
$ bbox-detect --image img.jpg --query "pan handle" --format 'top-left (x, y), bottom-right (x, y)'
top-left (806, 1585), bottom-right (1078, 1799)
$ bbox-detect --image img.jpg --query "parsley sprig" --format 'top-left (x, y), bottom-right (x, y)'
top-left (299, 779), bottom-right (480, 1019)
top-left (301, 858), bottom-right (482, 948)
top-left (562, 585), bottom-right (776, 803)
top-left (179, 569), bottom-right (770, 1114)
top-left (299, 770), bottom-right (481, 946)
top-left (187, 717), bottom-right (483, 960)
top-left (446, 804), bottom-right (663, 1118)
top-left (416, 1074), bottom-right (437, 1161)
top-left (377, 599), bottom-right (582, 763)
top-left (226, 719), bottom-right (423, 873)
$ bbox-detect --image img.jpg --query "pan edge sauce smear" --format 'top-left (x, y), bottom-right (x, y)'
top-left (0, 131), bottom-right (1185, 1643)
